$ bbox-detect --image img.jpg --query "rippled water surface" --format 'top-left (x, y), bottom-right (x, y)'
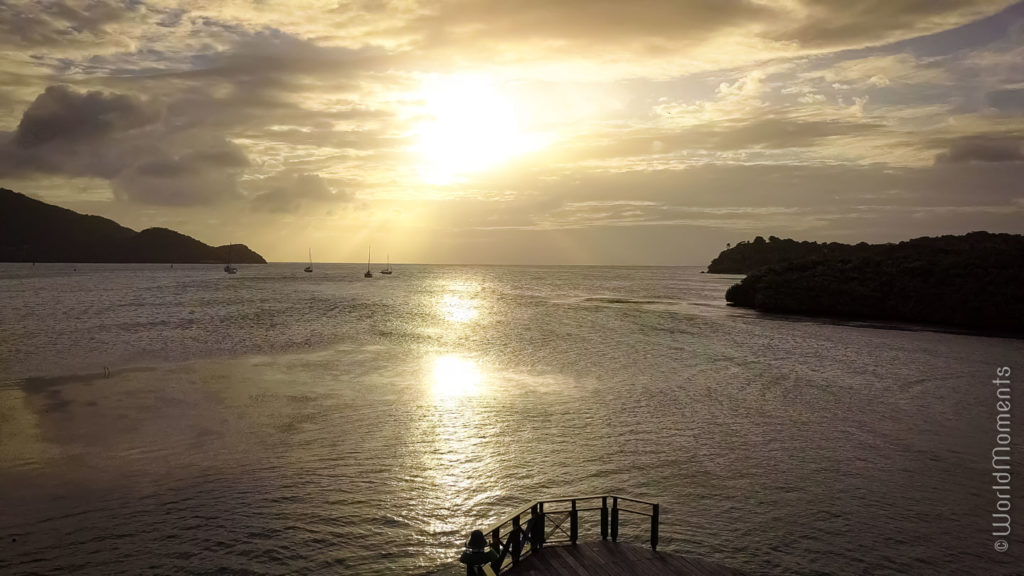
top-left (0, 263), bottom-right (1021, 575)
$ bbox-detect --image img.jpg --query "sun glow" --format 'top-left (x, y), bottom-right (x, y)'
top-left (432, 355), bottom-right (483, 398)
top-left (414, 74), bottom-right (548, 184)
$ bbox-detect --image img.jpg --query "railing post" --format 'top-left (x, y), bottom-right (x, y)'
top-left (600, 496), bottom-right (608, 540)
top-left (511, 515), bottom-right (522, 566)
top-left (651, 503), bottom-right (659, 551)
top-left (528, 504), bottom-right (537, 551)
top-left (570, 499), bottom-right (578, 545)
top-left (490, 527), bottom-right (502, 574)
top-left (536, 502), bottom-right (545, 550)
top-left (611, 497), bottom-right (619, 542)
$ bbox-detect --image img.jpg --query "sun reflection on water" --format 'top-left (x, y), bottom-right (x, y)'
top-left (431, 354), bottom-right (483, 398)
top-left (439, 293), bottom-right (478, 323)
top-left (437, 279), bottom-right (482, 324)
top-left (409, 352), bottom-right (504, 557)
top-left (409, 279), bottom-right (501, 543)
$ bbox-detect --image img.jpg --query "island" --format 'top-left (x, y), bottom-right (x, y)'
top-left (713, 232), bottom-right (1024, 333)
top-left (707, 235), bottom-right (880, 274)
top-left (0, 188), bottom-right (266, 264)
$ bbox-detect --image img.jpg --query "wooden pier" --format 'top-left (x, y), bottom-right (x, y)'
top-left (458, 495), bottom-right (745, 576)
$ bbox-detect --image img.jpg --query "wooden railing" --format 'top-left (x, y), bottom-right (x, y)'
top-left (466, 495), bottom-right (660, 575)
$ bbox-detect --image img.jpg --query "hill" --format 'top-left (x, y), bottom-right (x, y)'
top-left (721, 232), bottom-right (1024, 332)
top-left (707, 235), bottom-right (879, 274)
top-left (0, 188), bottom-right (265, 264)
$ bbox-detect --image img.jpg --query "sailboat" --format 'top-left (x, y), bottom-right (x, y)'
top-left (364, 245), bottom-right (373, 278)
top-left (223, 244), bottom-right (237, 274)
top-left (380, 253), bottom-right (393, 275)
top-left (304, 248), bottom-right (313, 273)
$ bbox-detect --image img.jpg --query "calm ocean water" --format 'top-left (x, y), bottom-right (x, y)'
top-left (0, 263), bottom-right (1021, 575)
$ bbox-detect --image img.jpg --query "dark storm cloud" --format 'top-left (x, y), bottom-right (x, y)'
top-left (0, 27), bottom-right (398, 206)
top-left (935, 135), bottom-right (1024, 164)
top-left (97, 30), bottom-right (402, 144)
top-left (0, 85), bottom-right (252, 206)
top-left (0, 0), bottom-right (136, 47)
top-left (14, 84), bottom-right (162, 147)
top-left (0, 131), bottom-right (120, 179)
top-left (249, 171), bottom-right (353, 213)
top-left (131, 146), bottom-right (249, 178)
top-left (148, 29), bottom-right (392, 101)
top-left (111, 167), bottom-right (241, 206)
top-left (109, 139), bottom-right (250, 205)
top-left (211, 30), bottom-right (387, 79)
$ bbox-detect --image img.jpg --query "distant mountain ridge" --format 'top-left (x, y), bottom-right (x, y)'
top-left (0, 188), bottom-right (266, 264)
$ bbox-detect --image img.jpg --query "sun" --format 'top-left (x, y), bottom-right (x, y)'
top-left (414, 74), bottom-right (546, 184)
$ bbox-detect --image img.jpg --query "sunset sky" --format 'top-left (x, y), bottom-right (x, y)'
top-left (1, 1), bottom-right (1023, 264)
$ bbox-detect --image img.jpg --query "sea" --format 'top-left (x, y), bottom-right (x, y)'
top-left (0, 263), bottom-right (1021, 575)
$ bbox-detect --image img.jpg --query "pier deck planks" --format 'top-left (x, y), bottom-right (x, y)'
top-left (501, 541), bottom-right (745, 576)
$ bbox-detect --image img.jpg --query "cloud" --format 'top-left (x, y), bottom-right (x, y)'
top-left (986, 88), bottom-right (1024, 113)
top-left (409, 161), bottom-right (1024, 245)
top-left (0, 1), bottom-right (1014, 89)
top-left (111, 165), bottom-right (241, 206)
top-left (249, 171), bottom-right (352, 213)
top-left (520, 161), bottom-right (1024, 211)
top-left (0, 0), bottom-right (137, 49)
top-left (378, 0), bottom-right (1019, 80)
top-left (935, 135), bottom-right (1024, 164)
top-left (412, 0), bottom-right (775, 47)
top-left (109, 138), bottom-right (250, 205)
top-left (711, 118), bottom-right (883, 150)
top-left (802, 53), bottom-right (949, 88)
top-left (0, 85), bottom-right (253, 205)
top-left (14, 84), bottom-right (162, 147)
top-left (575, 85), bottom-right (887, 161)
top-left (0, 0), bottom-right (1022, 264)
top-left (770, 0), bottom-right (1017, 49)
